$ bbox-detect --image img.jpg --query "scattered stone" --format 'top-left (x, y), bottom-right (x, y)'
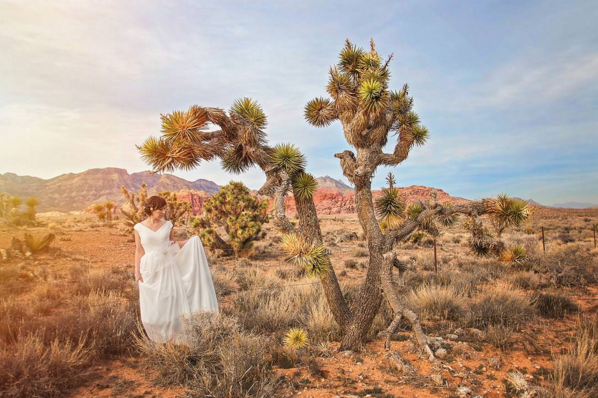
top-left (471, 328), bottom-right (485, 341)
top-left (457, 386), bottom-right (473, 397)
top-left (435, 348), bottom-right (448, 359)
top-left (341, 350), bottom-right (354, 357)
top-left (446, 334), bottom-right (459, 341)
top-left (431, 374), bottom-right (445, 386)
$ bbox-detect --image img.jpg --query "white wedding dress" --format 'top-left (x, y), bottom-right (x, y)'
top-left (134, 220), bottom-right (219, 344)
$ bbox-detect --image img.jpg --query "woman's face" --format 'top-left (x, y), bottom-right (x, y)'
top-left (151, 206), bottom-right (166, 219)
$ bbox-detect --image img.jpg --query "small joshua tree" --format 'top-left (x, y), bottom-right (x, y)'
top-left (485, 194), bottom-right (534, 238)
top-left (120, 183), bottom-right (148, 235)
top-left (157, 190), bottom-right (191, 226)
top-left (193, 181), bottom-right (268, 257)
top-left (104, 201), bottom-right (116, 221)
top-left (92, 203), bottom-right (107, 221)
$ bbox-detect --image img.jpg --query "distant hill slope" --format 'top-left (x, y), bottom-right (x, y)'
top-left (0, 168), bottom-right (219, 212)
top-left (4, 169), bottom-right (564, 216)
top-left (551, 201), bottom-right (598, 209)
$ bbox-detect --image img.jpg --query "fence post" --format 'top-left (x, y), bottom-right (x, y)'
top-left (541, 226), bottom-right (546, 253)
top-left (433, 237), bottom-right (438, 274)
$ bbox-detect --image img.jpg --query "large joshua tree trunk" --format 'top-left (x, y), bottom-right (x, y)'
top-left (339, 170), bottom-right (385, 349)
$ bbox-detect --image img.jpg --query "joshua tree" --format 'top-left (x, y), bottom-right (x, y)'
top-left (485, 194), bottom-right (534, 238)
top-left (104, 201), bottom-right (116, 221)
top-left (136, 38), bottom-right (531, 355)
top-left (193, 181), bottom-right (269, 257)
top-left (156, 190), bottom-right (191, 226)
top-left (92, 203), bottom-right (107, 221)
top-left (25, 197), bottom-right (39, 221)
top-left (120, 183), bottom-right (149, 234)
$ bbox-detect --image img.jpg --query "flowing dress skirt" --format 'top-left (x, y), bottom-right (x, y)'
top-left (138, 235), bottom-right (219, 344)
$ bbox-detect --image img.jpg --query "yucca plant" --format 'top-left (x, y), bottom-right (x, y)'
top-left (484, 194), bottom-right (535, 237)
top-left (283, 328), bottom-right (309, 349)
top-left (24, 233), bottom-right (55, 253)
top-left (281, 233), bottom-right (330, 277)
top-left (500, 245), bottom-right (527, 266)
top-left (375, 172), bottom-right (405, 232)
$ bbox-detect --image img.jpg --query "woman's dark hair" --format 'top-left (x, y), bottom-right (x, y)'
top-left (143, 196), bottom-right (167, 216)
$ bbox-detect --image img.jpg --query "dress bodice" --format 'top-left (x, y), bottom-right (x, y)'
top-left (134, 220), bottom-right (176, 255)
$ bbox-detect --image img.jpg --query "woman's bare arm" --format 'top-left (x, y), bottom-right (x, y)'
top-left (134, 229), bottom-right (144, 283)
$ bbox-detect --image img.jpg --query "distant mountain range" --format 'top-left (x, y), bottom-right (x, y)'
top-left (551, 202), bottom-right (598, 209)
top-left (0, 168), bottom-right (218, 212)
top-left (2, 167), bottom-right (593, 214)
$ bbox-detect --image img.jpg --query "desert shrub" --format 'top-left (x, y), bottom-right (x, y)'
top-left (406, 284), bottom-right (465, 321)
top-left (467, 286), bottom-right (535, 330)
top-left (136, 313), bottom-right (280, 397)
top-left (233, 267), bottom-right (278, 292)
top-left (31, 284), bottom-right (65, 316)
top-left (539, 246), bottom-right (598, 287)
top-left (344, 259), bottom-right (358, 269)
top-left (550, 316), bottom-right (598, 397)
top-left (487, 324), bottom-right (513, 351)
top-left (532, 292), bottom-right (579, 319)
top-left (69, 263), bottom-right (131, 296)
top-left (211, 269), bottom-right (236, 297)
top-left (274, 268), bottom-right (293, 280)
top-left (508, 271), bottom-right (541, 290)
top-left (0, 299), bottom-right (30, 344)
top-left (77, 291), bottom-right (139, 357)
top-left (0, 333), bottom-right (90, 398)
top-left (556, 233), bottom-right (575, 244)
top-left (228, 282), bottom-right (339, 344)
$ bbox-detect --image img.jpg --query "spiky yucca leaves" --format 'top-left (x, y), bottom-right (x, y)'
top-left (407, 203), bottom-right (424, 220)
top-left (161, 107), bottom-right (209, 143)
top-left (24, 233), bottom-right (55, 253)
top-left (304, 97), bottom-right (335, 127)
top-left (484, 194), bottom-right (534, 237)
top-left (338, 41), bottom-right (366, 78)
top-left (437, 203), bottom-right (459, 227)
top-left (292, 172), bottom-right (318, 201)
top-left (137, 136), bottom-right (208, 173)
top-left (230, 97), bottom-right (267, 130)
top-left (500, 245), bottom-right (527, 266)
top-left (139, 99), bottom-right (271, 176)
top-left (270, 143), bottom-right (306, 176)
top-left (281, 233), bottom-right (330, 277)
top-left (283, 328), bottom-right (309, 349)
top-left (375, 173), bottom-right (405, 232)
top-left (306, 39), bottom-right (430, 161)
top-left (198, 182), bottom-right (269, 258)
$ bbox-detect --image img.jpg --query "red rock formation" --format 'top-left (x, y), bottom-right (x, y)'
top-left (264, 185), bottom-right (469, 216)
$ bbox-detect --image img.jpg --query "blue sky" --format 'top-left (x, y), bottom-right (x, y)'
top-left (0, 0), bottom-right (596, 205)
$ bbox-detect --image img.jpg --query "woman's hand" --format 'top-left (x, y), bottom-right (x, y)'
top-left (135, 272), bottom-right (144, 283)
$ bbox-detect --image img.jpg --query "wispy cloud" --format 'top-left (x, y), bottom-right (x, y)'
top-left (0, 0), bottom-right (596, 205)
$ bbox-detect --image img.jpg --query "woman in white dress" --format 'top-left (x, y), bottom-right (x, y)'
top-left (134, 195), bottom-right (219, 344)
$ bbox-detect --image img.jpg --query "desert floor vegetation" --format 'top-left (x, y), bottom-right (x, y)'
top-left (0, 209), bottom-right (597, 397)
